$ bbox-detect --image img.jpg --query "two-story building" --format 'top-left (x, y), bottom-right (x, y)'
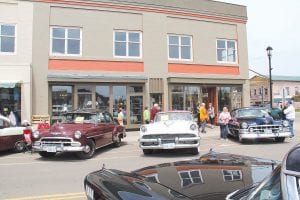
top-left (1, 0), bottom-right (249, 128)
top-left (250, 75), bottom-right (300, 107)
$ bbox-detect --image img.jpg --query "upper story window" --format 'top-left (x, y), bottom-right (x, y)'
top-left (0, 24), bottom-right (16, 54)
top-left (217, 39), bottom-right (237, 63)
top-left (114, 31), bottom-right (141, 58)
top-left (50, 27), bottom-right (81, 56)
top-left (223, 170), bottom-right (242, 181)
top-left (168, 35), bottom-right (192, 61)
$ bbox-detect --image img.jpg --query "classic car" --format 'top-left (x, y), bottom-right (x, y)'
top-left (83, 149), bottom-right (283, 200)
top-left (227, 107), bottom-right (291, 143)
top-left (0, 115), bottom-right (28, 152)
top-left (227, 143), bottom-right (300, 200)
top-left (139, 111), bottom-right (200, 155)
top-left (32, 110), bottom-right (126, 159)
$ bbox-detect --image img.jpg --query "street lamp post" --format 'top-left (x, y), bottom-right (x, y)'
top-left (266, 46), bottom-right (273, 109)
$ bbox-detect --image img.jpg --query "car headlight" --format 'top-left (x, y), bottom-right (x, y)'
top-left (32, 130), bottom-right (40, 139)
top-left (74, 131), bottom-right (82, 139)
top-left (140, 125), bottom-right (147, 133)
top-left (241, 122), bottom-right (248, 129)
top-left (283, 120), bottom-right (289, 127)
top-left (190, 124), bottom-right (197, 131)
top-left (249, 128), bottom-right (254, 132)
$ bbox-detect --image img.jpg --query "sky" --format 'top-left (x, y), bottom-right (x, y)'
top-left (222, 0), bottom-right (300, 77)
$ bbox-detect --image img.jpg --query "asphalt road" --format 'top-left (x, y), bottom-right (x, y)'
top-left (1, 113), bottom-right (300, 200)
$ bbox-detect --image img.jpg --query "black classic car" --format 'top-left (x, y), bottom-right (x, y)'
top-left (83, 151), bottom-right (279, 200)
top-left (32, 110), bottom-right (126, 159)
top-left (83, 144), bottom-right (300, 200)
top-left (227, 107), bottom-right (291, 143)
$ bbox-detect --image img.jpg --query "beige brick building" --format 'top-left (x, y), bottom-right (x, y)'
top-left (1, 0), bottom-right (249, 128)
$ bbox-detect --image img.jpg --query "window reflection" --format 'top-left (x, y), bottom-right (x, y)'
top-left (77, 86), bottom-right (92, 109)
top-left (52, 86), bottom-right (73, 116)
top-left (113, 86), bottom-right (127, 125)
top-left (178, 170), bottom-right (203, 187)
top-left (96, 86), bottom-right (109, 111)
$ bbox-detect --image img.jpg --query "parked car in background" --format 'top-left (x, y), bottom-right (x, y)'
top-left (83, 149), bottom-right (281, 200)
top-left (227, 107), bottom-right (291, 143)
top-left (0, 115), bottom-right (27, 152)
top-left (139, 111), bottom-right (200, 155)
top-left (32, 110), bottom-right (126, 159)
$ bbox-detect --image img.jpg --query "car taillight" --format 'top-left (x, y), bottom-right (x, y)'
top-left (23, 128), bottom-right (32, 143)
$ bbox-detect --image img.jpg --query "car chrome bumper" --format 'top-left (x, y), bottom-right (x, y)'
top-left (240, 131), bottom-right (291, 139)
top-left (32, 142), bottom-right (84, 153)
top-left (139, 137), bottom-right (200, 150)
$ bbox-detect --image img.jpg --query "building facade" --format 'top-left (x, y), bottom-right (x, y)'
top-left (1, 0), bottom-right (249, 128)
top-left (250, 75), bottom-right (300, 106)
top-left (0, 0), bottom-right (33, 125)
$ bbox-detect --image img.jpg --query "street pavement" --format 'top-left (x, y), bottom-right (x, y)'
top-left (0, 113), bottom-right (300, 199)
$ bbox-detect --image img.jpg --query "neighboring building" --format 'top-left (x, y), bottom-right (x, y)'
top-left (250, 75), bottom-right (300, 106)
top-left (1, 0), bottom-right (249, 128)
top-left (0, 0), bottom-right (33, 124)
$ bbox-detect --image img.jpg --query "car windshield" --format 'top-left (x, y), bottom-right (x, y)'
top-left (61, 113), bottom-right (98, 123)
top-left (154, 112), bottom-right (193, 122)
top-left (237, 109), bottom-right (269, 118)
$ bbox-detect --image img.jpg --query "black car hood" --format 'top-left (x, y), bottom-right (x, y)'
top-left (85, 151), bottom-right (279, 200)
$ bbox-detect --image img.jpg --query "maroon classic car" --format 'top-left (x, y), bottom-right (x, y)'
top-left (0, 115), bottom-right (27, 152)
top-left (32, 110), bottom-right (126, 159)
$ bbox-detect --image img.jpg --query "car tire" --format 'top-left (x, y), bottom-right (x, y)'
top-left (76, 139), bottom-right (96, 159)
top-left (113, 135), bottom-right (121, 147)
top-left (14, 141), bottom-right (26, 153)
top-left (190, 148), bottom-right (199, 155)
top-left (39, 152), bottom-right (56, 158)
top-left (143, 149), bottom-right (153, 155)
top-left (275, 137), bottom-right (285, 143)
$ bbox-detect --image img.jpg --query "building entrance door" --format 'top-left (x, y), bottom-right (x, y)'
top-left (129, 95), bottom-right (143, 125)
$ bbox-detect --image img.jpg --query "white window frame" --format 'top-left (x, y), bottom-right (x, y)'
top-left (216, 39), bottom-right (237, 64)
top-left (113, 30), bottom-right (142, 59)
top-left (178, 170), bottom-right (203, 187)
top-left (0, 23), bottom-right (17, 55)
top-left (50, 26), bottom-right (82, 56)
top-left (168, 34), bottom-right (193, 61)
top-left (222, 170), bottom-right (242, 182)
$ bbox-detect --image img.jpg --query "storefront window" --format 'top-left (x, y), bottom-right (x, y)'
top-left (51, 86), bottom-right (73, 116)
top-left (96, 86), bottom-right (109, 111)
top-left (128, 86), bottom-right (143, 93)
top-left (113, 86), bottom-right (127, 125)
top-left (77, 86), bottom-right (92, 109)
top-left (185, 86), bottom-right (200, 113)
top-left (218, 86), bottom-right (242, 112)
top-left (0, 86), bottom-right (21, 125)
top-left (172, 93), bottom-right (184, 110)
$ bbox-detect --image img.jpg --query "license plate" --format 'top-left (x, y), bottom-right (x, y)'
top-left (163, 143), bottom-right (175, 149)
top-left (43, 146), bottom-right (57, 153)
top-left (265, 129), bottom-right (272, 134)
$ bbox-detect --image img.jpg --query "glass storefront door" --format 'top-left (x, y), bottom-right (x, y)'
top-left (129, 95), bottom-right (143, 124)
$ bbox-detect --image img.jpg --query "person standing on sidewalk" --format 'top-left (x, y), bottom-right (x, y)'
top-left (199, 103), bottom-right (209, 133)
top-left (143, 106), bottom-right (150, 124)
top-left (284, 100), bottom-right (295, 138)
top-left (208, 103), bottom-right (215, 128)
top-left (218, 106), bottom-right (231, 140)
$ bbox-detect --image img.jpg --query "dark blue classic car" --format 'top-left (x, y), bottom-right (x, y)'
top-left (227, 107), bottom-right (291, 143)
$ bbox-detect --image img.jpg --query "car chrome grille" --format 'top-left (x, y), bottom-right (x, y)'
top-left (142, 134), bottom-right (195, 140)
top-left (40, 137), bottom-right (73, 146)
top-left (248, 125), bottom-right (281, 133)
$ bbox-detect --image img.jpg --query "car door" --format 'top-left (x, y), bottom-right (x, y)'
top-left (102, 112), bottom-right (116, 144)
top-left (90, 113), bottom-right (108, 148)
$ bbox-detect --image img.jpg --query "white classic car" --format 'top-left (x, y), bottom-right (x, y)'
top-left (0, 115), bottom-right (28, 152)
top-left (139, 111), bottom-right (200, 155)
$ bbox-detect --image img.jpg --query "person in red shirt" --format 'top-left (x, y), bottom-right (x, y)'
top-left (150, 103), bottom-right (159, 121)
top-left (37, 119), bottom-right (50, 130)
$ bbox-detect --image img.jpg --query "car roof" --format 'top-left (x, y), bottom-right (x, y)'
top-left (157, 110), bottom-right (192, 114)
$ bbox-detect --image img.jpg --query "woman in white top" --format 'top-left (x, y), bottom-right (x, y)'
top-left (218, 106), bottom-right (231, 140)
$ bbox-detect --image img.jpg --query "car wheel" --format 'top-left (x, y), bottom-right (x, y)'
top-left (39, 152), bottom-right (56, 158)
top-left (238, 134), bottom-right (245, 143)
top-left (275, 137), bottom-right (285, 143)
top-left (190, 148), bottom-right (199, 155)
top-left (113, 135), bottom-right (121, 147)
top-left (143, 149), bottom-right (153, 155)
top-left (76, 139), bottom-right (96, 159)
top-left (14, 141), bottom-right (25, 153)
